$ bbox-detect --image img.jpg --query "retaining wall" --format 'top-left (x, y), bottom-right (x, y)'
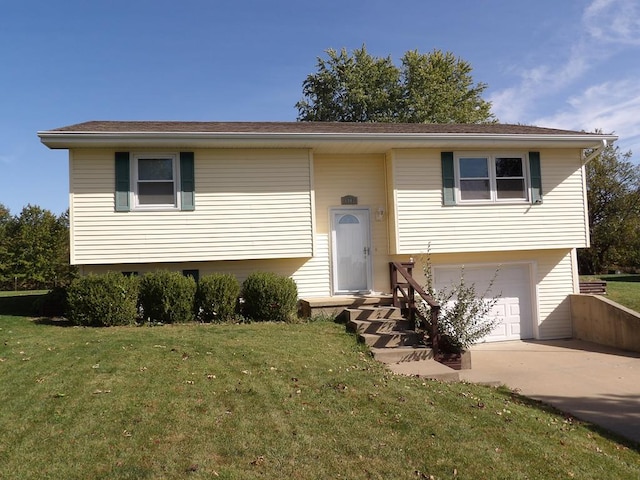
top-left (570, 294), bottom-right (640, 353)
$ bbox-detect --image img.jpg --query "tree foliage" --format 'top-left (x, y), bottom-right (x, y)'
top-left (0, 204), bottom-right (75, 290)
top-left (420, 253), bottom-right (501, 353)
top-left (296, 46), bottom-right (496, 124)
top-left (578, 144), bottom-right (640, 274)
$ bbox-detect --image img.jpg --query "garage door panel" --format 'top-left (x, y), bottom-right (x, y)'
top-left (492, 304), bottom-right (507, 316)
top-left (491, 323), bottom-right (507, 337)
top-left (434, 264), bottom-right (533, 342)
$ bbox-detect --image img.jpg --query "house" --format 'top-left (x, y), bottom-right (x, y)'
top-left (38, 121), bottom-right (616, 342)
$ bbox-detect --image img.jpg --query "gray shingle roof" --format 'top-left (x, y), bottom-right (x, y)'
top-left (48, 120), bottom-right (591, 136)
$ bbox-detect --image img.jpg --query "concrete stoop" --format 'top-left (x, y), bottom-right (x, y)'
top-left (345, 305), bottom-right (460, 381)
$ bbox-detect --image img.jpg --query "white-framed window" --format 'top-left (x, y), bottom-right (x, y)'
top-left (456, 153), bottom-right (528, 203)
top-left (133, 154), bottom-right (179, 209)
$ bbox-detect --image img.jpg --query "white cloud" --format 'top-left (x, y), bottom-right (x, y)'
top-left (584, 0), bottom-right (640, 46)
top-left (534, 79), bottom-right (640, 154)
top-left (489, 0), bottom-right (640, 160)
top-left (490, 50), bottom-right (590, 123)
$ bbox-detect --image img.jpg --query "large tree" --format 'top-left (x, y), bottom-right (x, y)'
top-left (578, 143), bottom-right (640, 274)
top-left (1, 205), bottom-right (75, 290)
top-left (0, 204), bottom-right (12, 288)
top-left (296, 46), bottom-right (496, 124)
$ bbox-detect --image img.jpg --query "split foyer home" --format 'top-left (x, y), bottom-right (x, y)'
top-left (38, 121), bottom-right (616, 343)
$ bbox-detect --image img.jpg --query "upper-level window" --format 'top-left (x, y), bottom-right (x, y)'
top-left (134, 154), bottom-right (178, 208)
top-left (115, 151), bottom-right (195, 212)
top-left (456, 154), bottom-right (528, 203)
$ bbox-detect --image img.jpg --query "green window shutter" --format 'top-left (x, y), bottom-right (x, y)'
top-left (180, 152), bottom-right (195, 211)
top-left (115, 152), bottom-right (130, 212)
top-left (529, 151), bottom-right (543, 204)
top-left (441, 151), bottom-right (456, 206)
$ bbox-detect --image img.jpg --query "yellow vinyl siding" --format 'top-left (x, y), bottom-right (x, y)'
top-left (390, 148), bottom-right (589, 254)
top-left (535, 249), bottom-right (575, 339)
top-left (313, 154), bottom-right (390, 293)
top-left (83, 235), bottom-right (330, 298)
top-left (392, 248), bottom-right (575, 340)
top-left (69, 148), bottom-right (313, 265)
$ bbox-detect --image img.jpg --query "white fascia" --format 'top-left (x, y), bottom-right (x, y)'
top-left (37, 131), bottom-right (619, 151)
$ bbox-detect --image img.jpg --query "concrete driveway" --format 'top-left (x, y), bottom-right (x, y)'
top-left (459, 339), bottom-right (640, 445)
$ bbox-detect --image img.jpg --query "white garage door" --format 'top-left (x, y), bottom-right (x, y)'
top-left (434, 264), bottom-right (534, 342)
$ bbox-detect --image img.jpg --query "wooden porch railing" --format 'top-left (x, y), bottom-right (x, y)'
top-left (389, 261), bottom-right (440, 355)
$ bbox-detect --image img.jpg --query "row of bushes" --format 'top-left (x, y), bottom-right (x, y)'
top-left (65, 270), bottom-right (298, 327)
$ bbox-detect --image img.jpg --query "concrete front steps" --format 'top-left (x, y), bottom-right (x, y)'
top-left (343, 305), bottom-right (460, 381)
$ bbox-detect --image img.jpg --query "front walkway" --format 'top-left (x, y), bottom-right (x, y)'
top-left (459, 339), bottom-right (640, 444)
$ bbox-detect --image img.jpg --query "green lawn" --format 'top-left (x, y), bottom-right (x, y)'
top-left (581, 274), bottom-right (640, 312)
top-left (598, 275), bottom-right (640, 312)
top-left (0, 311), bottom-right (638, 479)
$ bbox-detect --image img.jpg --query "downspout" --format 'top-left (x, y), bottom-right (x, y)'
top-left (580, 138), bottom-right (608, 251)
top-left (582, 139), bottom-right (608, 165)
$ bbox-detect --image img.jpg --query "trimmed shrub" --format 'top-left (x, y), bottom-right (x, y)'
top-left (195, 273), bottom-right (240, 322)
top-left (139, 270), bottom-right (196, 323)
top-left (67, 272), bottom-right (139, 327)
top-left (242, 271), bottom-right (298, 322)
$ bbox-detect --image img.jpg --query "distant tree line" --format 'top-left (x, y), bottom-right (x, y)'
top-left (0, 204), bottom-right (76, 290)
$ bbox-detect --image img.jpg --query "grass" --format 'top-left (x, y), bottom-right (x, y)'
top-left (582, 274), bottom-right (640, 312)
top-left (1, 309), bottom-right (639, 479)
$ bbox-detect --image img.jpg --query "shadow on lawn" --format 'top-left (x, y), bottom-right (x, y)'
top-left (32, 317), bottom-right (74, 327)
top-left (602, 275), bottom-right (640, 283)
top-left (0, 293), bottom-right (45, 316)
top-left (0, 291), bottom-right (69, 323)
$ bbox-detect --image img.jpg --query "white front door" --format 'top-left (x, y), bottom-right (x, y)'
top-left (331, 209), bottom-right (372, 293)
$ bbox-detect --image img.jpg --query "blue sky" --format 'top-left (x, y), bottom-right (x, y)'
top-left (1, 0), bottom-right (639, 215)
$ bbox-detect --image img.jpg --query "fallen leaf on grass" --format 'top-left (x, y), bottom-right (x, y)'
top-left (122, 430), bottom-right (132, 437)
top-left (250, 455), bottom-right (265, 466)
top-left (414, 471), bottom-right (434, 479)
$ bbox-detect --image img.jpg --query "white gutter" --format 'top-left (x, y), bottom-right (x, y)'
top-left (38, 130), bottom-right (619, 150)
top-left (582, 138), bottom-right (610, 164)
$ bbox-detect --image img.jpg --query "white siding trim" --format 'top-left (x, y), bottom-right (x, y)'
top-left (571, 248), bottom-right (580, 294)
top-left (308, 150), bottom-right (317, 257)
top-left (580, 162), bottom-right (590, 248)
top-left (68, 150), bottom-right (77, 264)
